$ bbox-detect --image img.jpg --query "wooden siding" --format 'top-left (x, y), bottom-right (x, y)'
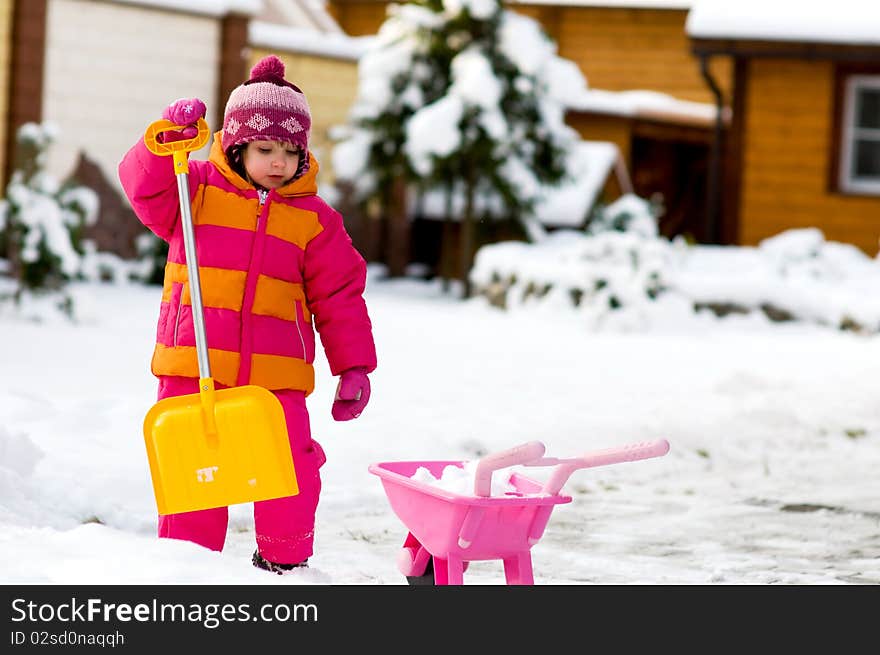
top-left (4, 0), bottom-right (46, 185)
top-left (329, 2), bottom-right (731, 104)
top-left (217, 13), bottom-right (249, 132)
top-left (42, 0), bottom-right (220, 186)
top-left (0, 0), bottom-right (13, 181)
top-left (249, 48), bottom-right (360, 187)
top-left (739, 59), bottom-right (880, 256)
top-left (547, 6), bottom-right (730, 104)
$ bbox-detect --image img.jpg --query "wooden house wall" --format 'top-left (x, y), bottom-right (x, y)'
top-left (249, 47), bottom-right (359, 187)
top-left (0, 0), bottom-right (12, 181)
top-left (41, 0), bottom-right (220, 186)
top-left (739, 58), bottom-right (880, 255)
top-left (517, 5), bottom-right (731, 104)
top-left (3, 0), bottom-right (47, 187)
top-left (327, 2), bottom-right (732, 105)
top-left (565, 111), bottom-right (633, 167)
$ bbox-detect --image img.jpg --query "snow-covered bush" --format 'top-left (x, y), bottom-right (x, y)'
top-left (0, 123), bottom-right (99, 312)
top-left (471, 194), bottom-right (670, 326)
top-left (673, 228), bottom-right (880, 332)
top-left (78, 240), bottom-right (157, 286)
top-left (471, 207), bottom-right (880, 333)
top-left (586, 193), bottom-right (664, 239)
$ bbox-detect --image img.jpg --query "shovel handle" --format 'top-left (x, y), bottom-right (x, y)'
top-left (540, 439), bottom-right (670, 495)
top-left (144, 118), bottom-right (210, 174)
top-left (144, 118), bottom-right (210, 153)
top-left (142, 117), bottom-right (212, 381)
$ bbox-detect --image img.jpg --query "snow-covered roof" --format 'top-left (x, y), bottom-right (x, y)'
top-left (686, 0), bottom-right (880, 46)
top-left (532, 141), bottom-right (629, 227)
top-left (256, 0), bottom-right (344, 34)
top-left (250, 21), bottom-right (373, 60)
top-left (566, 88), bottom-right (725, 125)
top-left (108, 0), bottom-right (262, 17)
top-left (249, 0), bottom-right (375, 59)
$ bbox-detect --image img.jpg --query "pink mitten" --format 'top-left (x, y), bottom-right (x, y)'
top-left (332, 368), bottom-right (371, 421)
top-left (159, 98), bottom-right (206, 142)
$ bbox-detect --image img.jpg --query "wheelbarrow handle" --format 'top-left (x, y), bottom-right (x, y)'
top-left (537, 439), bottom-right (670, 495)
top-left (472, 438), bottom-right (670, 497)
top-left (473, 441), bottom-right (546, 497)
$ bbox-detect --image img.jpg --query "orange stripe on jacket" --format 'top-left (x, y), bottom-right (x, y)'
top-left (266, 203), bottom-right (323, 249)
top-left (194, 183), bottom-right (323, 248)
top-left (161, 263), bottom-right (247, 311)
top-left (152, 346), bottom-right (315, 393)
top-left (151, 345), bottom-right (241, 388)
top-left (252, 276), bottom-right (311, 322)
top-left (250, 354), bottom-right (315, 394)
top-left (195, 185), bottom-right (259, 231)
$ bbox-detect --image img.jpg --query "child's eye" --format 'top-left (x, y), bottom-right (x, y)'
top-left (286, 150), bottom-right (298, 157)
top-left (258, 148), bottom-right (272, 154)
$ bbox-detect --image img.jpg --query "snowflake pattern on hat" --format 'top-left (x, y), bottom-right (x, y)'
top-left (280, 117), bottom-right (304, 134)
top-left (246, 114), bottom-right (272, 131)
top-left (225, 117), bottom-right (241, 136)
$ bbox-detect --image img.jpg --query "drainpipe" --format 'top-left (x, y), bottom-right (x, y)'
top-left (698, 54), bottom-right (724, 244)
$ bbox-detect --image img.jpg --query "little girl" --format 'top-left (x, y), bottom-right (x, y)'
top-left (118, 55), bottom-right (377, 573)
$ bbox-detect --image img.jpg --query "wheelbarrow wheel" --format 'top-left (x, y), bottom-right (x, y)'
top-left (405, 557), bottom-right (435, 586)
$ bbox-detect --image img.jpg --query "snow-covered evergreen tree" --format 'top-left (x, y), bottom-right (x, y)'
top-left (0, 122), bottom-right (98, 312)
top-left (333, 0), bottom-right (587, 294)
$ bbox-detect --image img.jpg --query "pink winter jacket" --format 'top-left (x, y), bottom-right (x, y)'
top-left (118, 132), bottom-right (377, 395)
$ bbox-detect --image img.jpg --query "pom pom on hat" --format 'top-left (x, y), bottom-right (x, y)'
top-left (222, 54), bottom-right (311, 155)
top-left (250, 55), bottom-right (285, 80)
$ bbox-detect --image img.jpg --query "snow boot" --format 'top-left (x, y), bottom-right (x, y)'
top-left (252, 550), bottom-right (309, 574)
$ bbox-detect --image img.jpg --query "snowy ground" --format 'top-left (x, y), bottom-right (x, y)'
top-left (1, 266), bottom-right (878, 585)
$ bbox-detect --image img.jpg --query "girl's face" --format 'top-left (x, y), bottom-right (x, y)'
top-left (242, 140), bottom-right (301, 189)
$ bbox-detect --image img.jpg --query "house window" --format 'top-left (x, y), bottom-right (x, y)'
top-left (839, 75), bottom-right (880, 195)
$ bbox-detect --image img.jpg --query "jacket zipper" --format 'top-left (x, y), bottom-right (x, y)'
top-left (237, 190), bottom-right (269, 386)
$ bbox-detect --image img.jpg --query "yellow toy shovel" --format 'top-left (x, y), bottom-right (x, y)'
top-left (142, 118), bottom-right (298, 515)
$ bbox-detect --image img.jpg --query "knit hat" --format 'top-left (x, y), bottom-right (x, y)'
top-left (221, 55), bottom-right (311, 154)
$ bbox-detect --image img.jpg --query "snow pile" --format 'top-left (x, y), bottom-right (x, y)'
top-left (471, 207), bottom-right (880, 332)
top-left (675, 228), bottom-right (880, 330)
top-left (0, 427), bottom-right (50, 527)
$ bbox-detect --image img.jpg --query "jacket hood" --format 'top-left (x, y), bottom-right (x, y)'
top-left (208, 130), bottom-right (319, 197)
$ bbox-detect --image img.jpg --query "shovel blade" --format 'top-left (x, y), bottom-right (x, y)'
top-left (143, 385), bottom-right (298, 515)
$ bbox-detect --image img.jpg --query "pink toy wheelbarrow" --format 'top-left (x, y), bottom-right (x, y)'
top-left (369, 438), bottom-right (670, 585)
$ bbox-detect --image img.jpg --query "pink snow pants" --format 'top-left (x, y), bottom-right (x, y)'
top-left (155, 376), bottom-right (325, 565)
